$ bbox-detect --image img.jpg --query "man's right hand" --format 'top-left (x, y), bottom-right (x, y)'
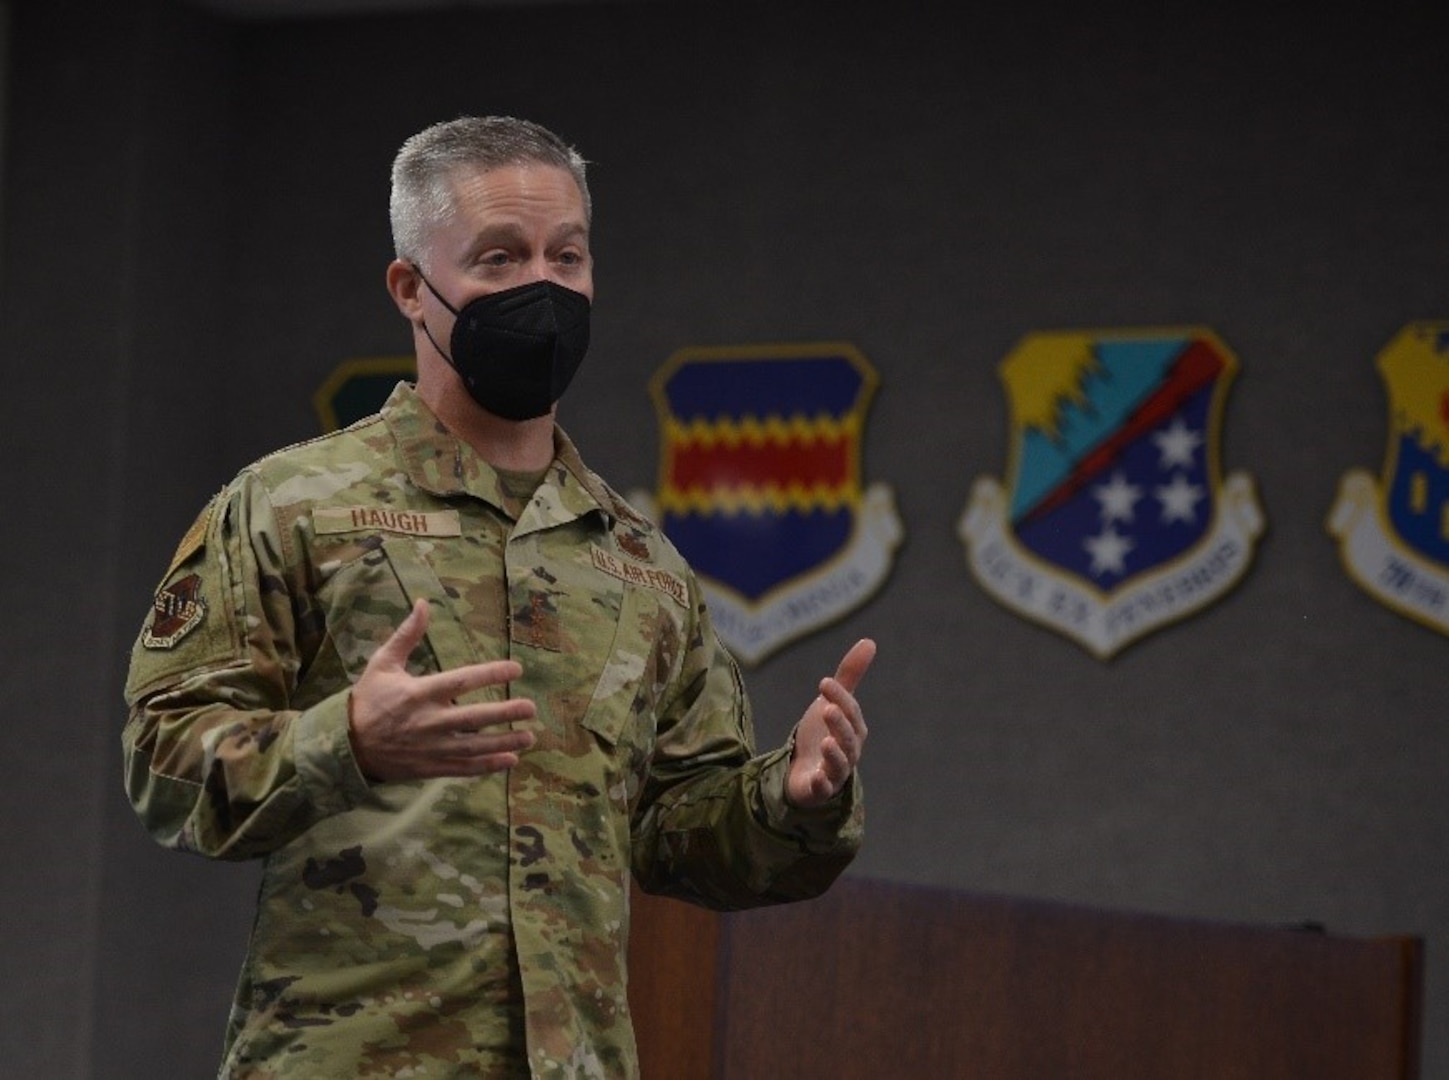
top-left (347, 599), bottom-right (537, 781)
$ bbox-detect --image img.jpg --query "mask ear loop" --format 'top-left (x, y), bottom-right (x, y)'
top-left (410, 263), bottom-right (458, 365)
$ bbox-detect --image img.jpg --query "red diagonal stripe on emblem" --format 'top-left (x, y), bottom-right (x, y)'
top-left (1020, 338), bottom-right (1226, 525)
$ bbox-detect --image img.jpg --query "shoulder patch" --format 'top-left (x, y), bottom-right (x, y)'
top-left (143, 573), bottom-right (207, 649)
top-left (164, 496), bottom-right (217, 578)
top-left (590, 545), bottom-right (688, 608)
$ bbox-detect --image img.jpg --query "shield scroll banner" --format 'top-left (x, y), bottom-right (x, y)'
top-left (959, 328), bottom-right (1264, 659)
top-left (1328, 322), bottom-right (1449, 634)
top-left (640, 343), bottom-right (902, 665)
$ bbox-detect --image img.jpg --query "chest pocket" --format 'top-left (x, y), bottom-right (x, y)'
top-left (311, 534), bottom-right (496, 687)
top-left (311, 525), bottom-right (680, 757)
top-left (504, 543), bottom-right (680, 762)
top-left (577, 582), bottom-right (666, 751)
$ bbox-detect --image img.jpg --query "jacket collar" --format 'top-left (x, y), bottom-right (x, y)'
top-left (380, 382), bottom-right (615, 529)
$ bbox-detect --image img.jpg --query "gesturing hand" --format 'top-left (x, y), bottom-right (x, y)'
top-left (785, 638), bottom-right (876, 809)
top-left (347, 599), bottom-right (537, 782)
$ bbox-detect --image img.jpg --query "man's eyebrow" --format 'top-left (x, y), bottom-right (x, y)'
top-left (465, 221), bottom-right (589, 253)
top-left (550, 221), bottom-right (590, 244)
top-left (468, 222), bottom-right (527, 249)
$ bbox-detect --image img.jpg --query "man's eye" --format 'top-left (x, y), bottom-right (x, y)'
top-left (478, 251), bottom-right (511, 267)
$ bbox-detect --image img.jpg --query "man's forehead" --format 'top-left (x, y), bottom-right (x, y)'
top-left (420, 163), bottom-right (589, 258)
top-left (445, 161), bottom-right (585, 207)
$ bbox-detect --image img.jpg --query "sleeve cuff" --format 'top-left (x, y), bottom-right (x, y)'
top-left (291, 691), bottom-right (376, 816)
top-left (757, 743), bottom-right (863, 852)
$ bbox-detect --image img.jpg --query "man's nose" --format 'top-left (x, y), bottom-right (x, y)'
top-left (522, 256), bottom-right (558, 285)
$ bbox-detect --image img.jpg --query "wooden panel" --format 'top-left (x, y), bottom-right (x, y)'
top-left (627, 888), bottom-right (722, 1080)
top-left (711, 878), bottom-right (1422, 1080)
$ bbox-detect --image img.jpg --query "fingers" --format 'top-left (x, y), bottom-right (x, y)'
top-left (417, 658), bottom-right (526, 710)
top-left (368, 598), bottom-right (431, 672)
top-left (399, 661), bottom-right (537, 743)
top-left (350, 599), bottom-right (543, 782)
top-left (436, 725), bottom-right (538, 765)
top-left (814, 640), bottom-right (873, 769)
top-left (795, 733), bottom-right (852, 806)
top-left (816, 732), bottom-right (852, 782)
top-left (348, 681), bottom-right (538, 783)
top-left (831, 638), bottom-right (877, 694)
top-left (806, 769), bottom-right (835, 803)
top-left (431, 693), bottom-right (537, 736)
top-left (398, 735), bottom-right (538, 780)
top-left (819, 652), bottom-right (871, 742)
top-left (814, 700), bottom-right (864, 767)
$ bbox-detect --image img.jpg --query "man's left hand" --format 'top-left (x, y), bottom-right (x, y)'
top-left (785, 638), bottom-right (876, 809)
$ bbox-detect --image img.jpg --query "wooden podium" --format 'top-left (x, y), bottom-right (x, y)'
top-left (626, 877), bottom-right (1422, 1079)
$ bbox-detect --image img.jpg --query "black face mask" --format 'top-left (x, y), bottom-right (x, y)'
top-left (415, 270), bottom-right (591, 421)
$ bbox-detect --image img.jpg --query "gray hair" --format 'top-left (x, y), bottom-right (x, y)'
top-left (389, 116), bottom-right (591, 265)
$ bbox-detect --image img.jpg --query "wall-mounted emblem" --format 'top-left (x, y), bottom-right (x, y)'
top-left (314, 356), bottom-right (415, 432)
top-left (1328, 322), bottom-right (1449, 634)
top-left (636, 343), bottom-right (901, 665)
top-left (959, 328), bottom-right (1264, 659)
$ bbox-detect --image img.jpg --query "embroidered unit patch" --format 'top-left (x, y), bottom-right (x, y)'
top-left (143, 573), bottom-right (207, 649)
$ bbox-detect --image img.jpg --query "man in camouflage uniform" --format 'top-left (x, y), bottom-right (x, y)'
top-left (123, 116), bottom-right (874, 1078)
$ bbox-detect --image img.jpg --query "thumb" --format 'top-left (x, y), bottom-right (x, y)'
top-left (369, 598), bottom-right (430, 672)
top-left (831, 638), bottom-right (877, 694)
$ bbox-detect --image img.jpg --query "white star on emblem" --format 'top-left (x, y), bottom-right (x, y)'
top-left (1084, 526), bottom-right (1134, 577)
top-left (1155, 473), bottom-right (1204, 524)
top-left (1094, 471), bottom-right (1142, 524)
top-left (1153, 417), bottom-right (1202, 471)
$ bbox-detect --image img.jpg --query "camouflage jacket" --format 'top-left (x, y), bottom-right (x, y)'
top-left (123, 383), bottom-right (862, 1079)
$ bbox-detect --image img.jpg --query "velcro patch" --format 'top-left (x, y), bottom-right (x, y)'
top-left (314, 506), bottom-right (462, 538)
top-left (590, 545), bottom-right (688, 607)
top-left (143, 574), bottom-right (207, 649)
top-left (165, 497), bottom-right (217, 578)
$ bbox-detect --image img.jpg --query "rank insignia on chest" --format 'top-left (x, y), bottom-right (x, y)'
top-left (958, 328), bottom-right (1265, 660)
top-left (1328, 322), bottom-right (1449, 636)
top-left (634, 342), bottom-right (902, 665)
top-left (143, 573), bottom-right (207, 649)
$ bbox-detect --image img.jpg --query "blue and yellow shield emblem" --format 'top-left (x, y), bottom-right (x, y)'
top-left (959, 328), bottom-right (1264, 659)
top-left (1328, 322), bottom-right (1449, 633)
top-left (640, 343), bottom-right (901, 665)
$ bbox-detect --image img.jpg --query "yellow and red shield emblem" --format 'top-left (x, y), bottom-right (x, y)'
top-left (640, 342), bottom-right (901, 664)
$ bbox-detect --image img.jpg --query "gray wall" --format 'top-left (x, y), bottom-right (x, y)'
top-left (2, 0), bottom-right (1446, 1076)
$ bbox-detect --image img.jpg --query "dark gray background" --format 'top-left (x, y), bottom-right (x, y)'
top-left (3, 0), bottom-right (1447, 1075)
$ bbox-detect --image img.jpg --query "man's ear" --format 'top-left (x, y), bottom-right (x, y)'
top-left (386, 259), bottom-right (424, 322)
